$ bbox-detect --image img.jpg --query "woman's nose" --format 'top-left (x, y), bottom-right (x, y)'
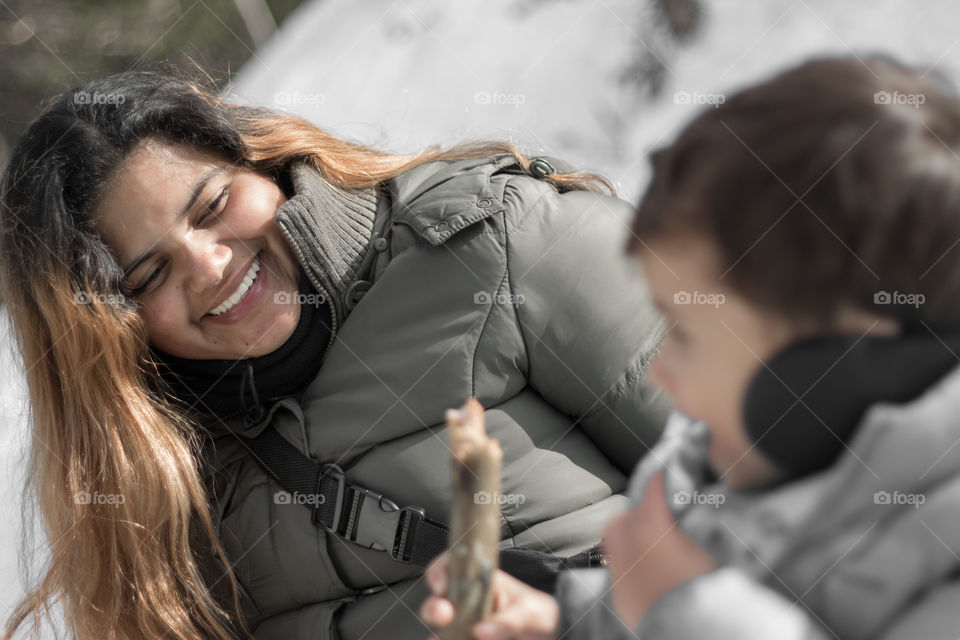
top-left (183, 235), bottom-right (231, 292)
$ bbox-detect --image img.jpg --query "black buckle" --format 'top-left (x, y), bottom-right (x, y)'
top-left (341, 485), bottom-right (426, 562)
top-left (312, 463), bottom-right (347, 529)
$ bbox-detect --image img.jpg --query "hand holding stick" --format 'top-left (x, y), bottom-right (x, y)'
top-left (437, 397), bottom-right (503, 640)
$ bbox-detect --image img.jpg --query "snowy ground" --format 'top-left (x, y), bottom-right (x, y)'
top-left (5, 0), bottom-right (960, 628)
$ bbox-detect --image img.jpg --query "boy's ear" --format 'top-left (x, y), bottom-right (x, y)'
top-left (742, 330), bottom-right (960, 480)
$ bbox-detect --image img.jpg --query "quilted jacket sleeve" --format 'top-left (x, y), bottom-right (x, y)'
top-left (502, 175), bottom-right (672, 474)
top-left (554, 566), bottom-right (831, 640)
top-left (636, 568), bottom-right (830, 640)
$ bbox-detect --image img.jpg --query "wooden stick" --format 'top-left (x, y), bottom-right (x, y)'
top-left (438, 397), bottom-right (503, 640)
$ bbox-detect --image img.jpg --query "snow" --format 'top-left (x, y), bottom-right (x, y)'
top-left (5, 0), bottom-right (960, 628)
top-left (230, 0), bottom-right (960, 202)
top-left (0, 309), bottom-right (34, 634)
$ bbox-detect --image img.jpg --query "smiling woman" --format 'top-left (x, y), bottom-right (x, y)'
top-left (0, 69), bottom-right (670, 640)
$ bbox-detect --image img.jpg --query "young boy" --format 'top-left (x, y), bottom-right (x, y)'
top-left (420, 55), bottom-right (960, 639)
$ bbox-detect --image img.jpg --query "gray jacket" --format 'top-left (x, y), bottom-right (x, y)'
top-left (196, 154), bottom-right (671, 639)
top-left (557, 365), bottom-right (960, 639)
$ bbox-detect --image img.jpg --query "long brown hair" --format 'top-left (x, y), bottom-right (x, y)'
top-left (0, 68), bottom-right (612, 640)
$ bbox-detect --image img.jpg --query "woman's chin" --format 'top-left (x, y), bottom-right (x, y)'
top-left (233, 316), bottom-right (299, 357)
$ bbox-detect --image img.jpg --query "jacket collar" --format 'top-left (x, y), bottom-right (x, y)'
top-left (273, 162), bottom-right (382, 331)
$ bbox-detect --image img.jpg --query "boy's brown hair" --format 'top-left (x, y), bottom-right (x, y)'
top-left (629, 56), bottom-right (960, 328)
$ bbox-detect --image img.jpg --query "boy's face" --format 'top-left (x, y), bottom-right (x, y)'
top-left (638, 235), bottom-right (794, 490)
top-left (637, 234), bottom-right (898, 490)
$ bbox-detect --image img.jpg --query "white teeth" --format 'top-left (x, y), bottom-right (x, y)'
top-left (209, 256), bottom-right (261, 316)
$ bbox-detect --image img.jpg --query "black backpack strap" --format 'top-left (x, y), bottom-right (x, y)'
top-left (245, 425), bottom-right (449, 565)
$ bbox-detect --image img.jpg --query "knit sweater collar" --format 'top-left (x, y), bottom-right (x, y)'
top-left (274, 162), bottom-right (382, 331)
top-left (150, 162), bottom-right (381, 423)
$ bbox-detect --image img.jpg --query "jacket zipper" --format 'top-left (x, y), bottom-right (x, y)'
top-left (277, 226), bottom-right (339, 362)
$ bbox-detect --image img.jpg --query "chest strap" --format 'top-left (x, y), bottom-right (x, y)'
top-left (242, 424), bottom-right (608, 591)
top-left (245, 425), bottom-right (449, 565)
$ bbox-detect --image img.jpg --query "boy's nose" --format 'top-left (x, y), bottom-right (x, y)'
top-left (648, 354), bottom-right (671, 394)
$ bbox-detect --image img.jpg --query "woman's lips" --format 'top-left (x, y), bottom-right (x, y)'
top-left (204, 250), bottom-right (268, 324)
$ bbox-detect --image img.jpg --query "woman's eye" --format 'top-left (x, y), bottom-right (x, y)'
top-left (125, 185), bottom-right (230, 296)
top-left (197, 186), bottom-right (229, 226)
top-left (130, 260), bottom-right (166, 296)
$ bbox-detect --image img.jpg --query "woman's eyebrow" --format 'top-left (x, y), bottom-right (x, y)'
top-left (122, 166), bottom-right (226, 277)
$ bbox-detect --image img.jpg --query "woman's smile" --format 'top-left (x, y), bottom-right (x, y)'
top-left (204, 249), bottom-right (265, 322)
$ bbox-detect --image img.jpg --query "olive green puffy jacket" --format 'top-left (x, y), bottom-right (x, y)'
top-left (197, 154), bottom-right (670, 639)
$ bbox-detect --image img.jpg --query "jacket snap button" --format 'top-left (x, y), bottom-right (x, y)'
top-left (477, 198), bottom-right (493, 208)
top-left (434, 221), bottom-right (449, 232)
top-left (529, 157), bottom-right (555, 179)
top-left (373, 237), bottom-right (388, 252)
top-left (345, 280), bottom-right (372, 311)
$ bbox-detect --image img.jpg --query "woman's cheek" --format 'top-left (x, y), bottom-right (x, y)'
top-left (228, 174), bottom-right (284, 231)
top-left (142, 294), bottom-right (183, 344)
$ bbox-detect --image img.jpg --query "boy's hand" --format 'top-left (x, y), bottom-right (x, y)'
top-left (603, 471), bottom-right (716, 629)
top-left (420, 551), bottom-right (560, 640)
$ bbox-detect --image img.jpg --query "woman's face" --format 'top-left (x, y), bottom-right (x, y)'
top-left (93, 140), bottom-right (302, 360)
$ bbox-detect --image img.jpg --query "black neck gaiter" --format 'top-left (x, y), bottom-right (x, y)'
top-left (743, 323), bottom-right (960, 480)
